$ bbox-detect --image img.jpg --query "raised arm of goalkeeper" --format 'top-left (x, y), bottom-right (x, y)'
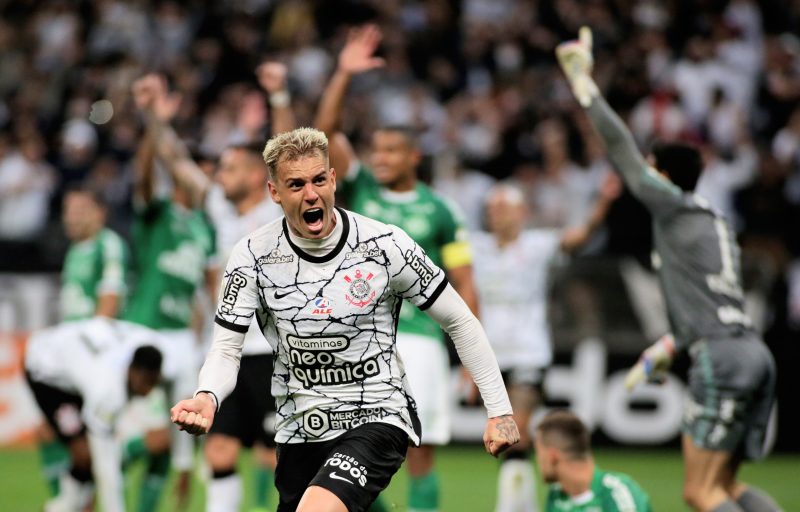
top-left (555, 27), bottom-right (684, 219)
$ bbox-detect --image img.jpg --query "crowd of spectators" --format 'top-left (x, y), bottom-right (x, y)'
top-left (1, 0), bottom-right (800, 333)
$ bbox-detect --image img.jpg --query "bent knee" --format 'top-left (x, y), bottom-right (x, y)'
top-left (204, 435), bottom-right (240, 470)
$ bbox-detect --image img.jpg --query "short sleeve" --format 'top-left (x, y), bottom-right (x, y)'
top-left (214, 238), bottom-right (261, 333)
top-left (338, 162), bottom-right (378, 206)
top-left (438, 198), bottom-right (473, 269)
top-left (97, 231), bottom-right (128, 295)
top-left (387, 225), bottom-right (449, 310)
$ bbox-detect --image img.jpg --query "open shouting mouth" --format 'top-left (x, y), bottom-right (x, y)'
top-left (302, 207), bottom-right (325, 232)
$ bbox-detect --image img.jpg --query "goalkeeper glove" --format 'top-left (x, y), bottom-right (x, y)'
top-left (555, 26), bottom-right (600, 107)
top-left (624, 334), bottom-right (676, 391)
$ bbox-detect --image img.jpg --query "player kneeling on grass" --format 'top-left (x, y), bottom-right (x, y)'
top-left (556, 27), bottom-right (781, 512)
top-left (25, 319), bottom-right (171, 512)
top-left (535, 410), bottom-right (652, 512)
top-left (171, 127), bottom-right (520, 512)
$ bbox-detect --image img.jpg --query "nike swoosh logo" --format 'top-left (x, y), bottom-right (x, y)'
top-left (329, 472), bottom-right (353, 485)
top-left (274, 290), bottom-right (292, 299)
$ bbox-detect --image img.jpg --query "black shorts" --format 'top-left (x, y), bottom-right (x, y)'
top-left (683, 335), bottom-right (776, 460)
top-left (210, 354), bottom-right (276, 448)
top-left (501, 366), bottom-right (547, 394)
top-left (26, 372), bottom-right (85, 443)
top-left (275, 422), bottom-right (408, 512)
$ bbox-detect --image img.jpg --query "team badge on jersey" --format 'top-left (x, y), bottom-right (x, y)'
top-left (344, 269), bottom-right (376, 307)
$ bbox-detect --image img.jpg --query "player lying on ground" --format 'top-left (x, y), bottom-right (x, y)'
top-left (556, 27), bottom-right (781, 512)
top-left (535, 410), bottom-right (652, 512)
top-left (25, 318), bottom-right (173, 512)
top-left (171, 127), bottom-right (519, 512)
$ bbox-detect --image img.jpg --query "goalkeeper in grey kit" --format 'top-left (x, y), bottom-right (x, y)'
top-left (171, 127), bottom-right (519, 512)
top-left (556, 28), bottom-right (780, 512)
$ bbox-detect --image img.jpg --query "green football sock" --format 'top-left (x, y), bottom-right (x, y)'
top-left (409, 472), bottom-right (439, 511)
top-left (251, 466), bottom-right (274, 511)
top-left (123, 436), bottom-right (148, 464)
top-left (39, 439), bottom-right (70, 496)
top-left (138, 452), bottom-right (169, 512)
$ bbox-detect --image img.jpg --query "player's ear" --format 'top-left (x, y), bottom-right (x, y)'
top-left (330, 167), bottom-right (337, 192)
top-left (267, 179), bottom-right (281, 204)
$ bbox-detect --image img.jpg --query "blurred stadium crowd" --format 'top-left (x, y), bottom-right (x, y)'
top-left (1, 1), bottom-right (800, 362)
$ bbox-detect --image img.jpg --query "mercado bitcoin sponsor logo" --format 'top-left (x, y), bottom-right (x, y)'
top-left (286, 335), bottom-right (379, 388)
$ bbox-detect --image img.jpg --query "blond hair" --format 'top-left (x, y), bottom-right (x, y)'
top-left (262, 127), bottom-right (329, 180)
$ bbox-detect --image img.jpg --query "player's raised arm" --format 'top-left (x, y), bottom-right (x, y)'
top-left (555, 28), bottom-right (683, 216)
top-left (132, 74), bottom-right (211, 208)
top-left (314, 24), bottom-right (385, 179)
top-left (387, 226), bottom-right (518, 456)
top-left (257, 61), bottom-right (297, 136)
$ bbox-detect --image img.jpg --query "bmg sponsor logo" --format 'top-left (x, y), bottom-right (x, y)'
top-left (405, 250), bottom-right (434, 286)
top-left (219, 271), bottom-right (247, 313)
top-left (287, 335), bottom-right (380, 388)
top-left (324, 452), bottom-right (369, 487)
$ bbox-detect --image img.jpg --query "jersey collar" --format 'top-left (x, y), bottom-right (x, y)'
top-left (283, 207), bottom-right (350, 263)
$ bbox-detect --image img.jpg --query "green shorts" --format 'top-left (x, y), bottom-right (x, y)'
top-left (682, 335), bottom-right (776, 460)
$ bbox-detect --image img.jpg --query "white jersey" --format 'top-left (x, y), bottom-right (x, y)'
top-left (206, 185), bottom-right (282, 355)
top-left (213, 208), bottom-right (449, 445)
top-left (471, 229), bottom-right (561, 370)
top-left (25, 318), bottom-right (174, 434)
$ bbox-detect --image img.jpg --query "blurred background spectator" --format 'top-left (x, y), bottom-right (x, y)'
top-left (1, 0), bottom-right (799, 449)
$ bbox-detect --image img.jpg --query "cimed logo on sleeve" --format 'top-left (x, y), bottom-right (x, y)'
top-left (343, 269), bottom-right (376, 307)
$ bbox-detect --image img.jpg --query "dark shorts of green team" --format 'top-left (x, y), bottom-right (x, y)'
top-left (682, 334), bottom-right (776, 460)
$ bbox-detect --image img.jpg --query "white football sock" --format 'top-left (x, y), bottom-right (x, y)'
top-left (495, 459), bottom-right (538, 512)
top-left (207, 473), bottom-right (242, 512)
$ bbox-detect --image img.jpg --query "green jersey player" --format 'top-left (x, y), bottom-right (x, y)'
top-left (536, 410), bottom-right (652, 512)
top-left (315, 25), bottom-right (479, 512)
top-left (125, 73), bottom-right (220, 504)
top-left (61, 185), bottom-right (128, 321)
top-left (123, 198), bottom-right (215, 330)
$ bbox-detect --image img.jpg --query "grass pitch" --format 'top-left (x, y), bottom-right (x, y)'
top-left (2, 445), bottom-right (798, 511)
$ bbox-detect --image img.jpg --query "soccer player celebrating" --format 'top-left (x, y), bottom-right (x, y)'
top-left (472, 179), bottom-right (619, 512)
top-left (137, 66), bottom-right (292, 512)
top-left (315, 25), bottom-right (480, 512)
top-left (556, 28), bottom-right (780, 512)
top-left (171, 127), bottom-right (519, 512)
top-left (25, 320), bottom-right (171, 512)
top-left (535, 410), bottom-right (652, 512)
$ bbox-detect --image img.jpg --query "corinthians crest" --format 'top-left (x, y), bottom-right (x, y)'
top-left (343, 269), bottom-right (376, 307)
